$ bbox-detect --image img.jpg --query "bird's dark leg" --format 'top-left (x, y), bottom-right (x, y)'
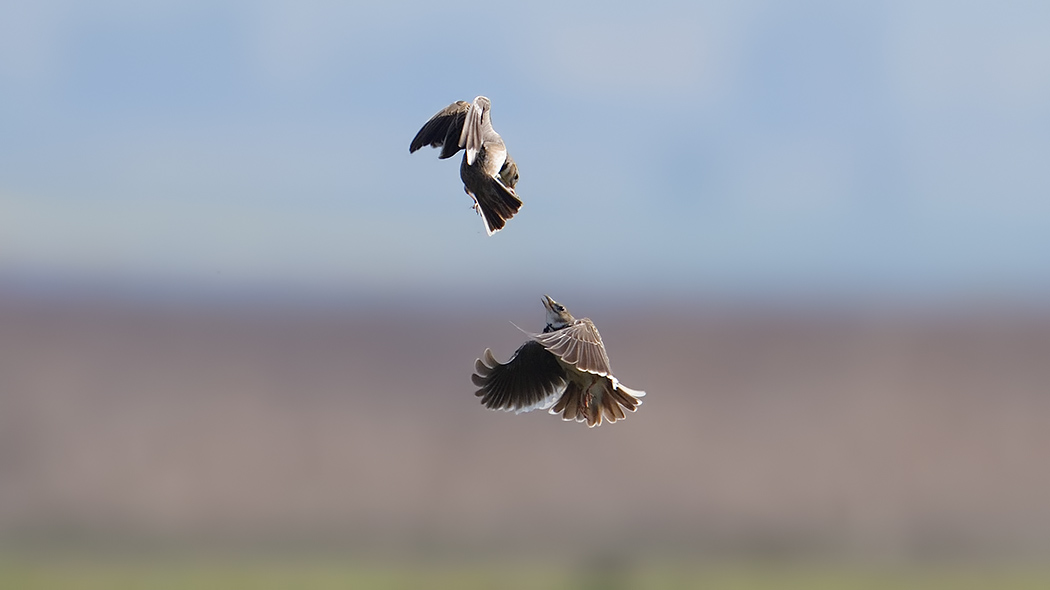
top-left (582, 377), bottom-right (597, 409)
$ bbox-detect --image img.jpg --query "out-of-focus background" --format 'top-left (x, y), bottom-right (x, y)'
top-left (2, 1), bottom-right (1049, 587)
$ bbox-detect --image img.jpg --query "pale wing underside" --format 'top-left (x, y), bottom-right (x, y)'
top-left (472, 341), bottom-right (567, 413)
top-left (459, 99), bottom-right (485, 166)
top-left (530, 318), bottom-right (612, 376)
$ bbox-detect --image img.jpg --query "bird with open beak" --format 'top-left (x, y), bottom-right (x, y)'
top-left (472, 296), bottom-right (646, 427)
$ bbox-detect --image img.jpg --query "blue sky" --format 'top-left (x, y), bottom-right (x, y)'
top-left (1, 1), bottom-right (1048, 304)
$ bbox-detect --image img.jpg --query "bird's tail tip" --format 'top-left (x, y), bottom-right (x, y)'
top-left (550, 380), bottom-right (644, 427)
top-left (475, 179), bottom-right (522, 236)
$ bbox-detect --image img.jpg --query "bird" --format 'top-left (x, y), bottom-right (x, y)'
top-left (410, 96), bottom-right (522, 235)
top-left (472, 295), bottom-right (646, 427)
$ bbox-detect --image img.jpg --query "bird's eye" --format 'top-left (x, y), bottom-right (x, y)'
top-left (554, 305), bottom-right (564, 312)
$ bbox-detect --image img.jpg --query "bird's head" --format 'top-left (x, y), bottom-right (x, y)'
top-left (542, 295), bottom-right (574, 331)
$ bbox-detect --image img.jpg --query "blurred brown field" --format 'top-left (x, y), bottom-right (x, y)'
top-left (1, 293), bottom-right (1048, 568)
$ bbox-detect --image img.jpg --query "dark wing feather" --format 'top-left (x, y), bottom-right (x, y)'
top-left (472, 341), bottom-right (567, 413)
top-left (531, 318), bottom-right (612, 376)
top-left (409, 101), bottom-right (470, 159)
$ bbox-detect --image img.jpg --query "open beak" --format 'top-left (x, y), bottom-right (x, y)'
top-left (542, 295), bottom-right (555, 311)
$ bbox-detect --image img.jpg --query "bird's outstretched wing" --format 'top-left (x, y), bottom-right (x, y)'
top-left (409, 101), bottom-right (470, 159)
top-left (472, 341), bottom-right (567, 413)
top-left (531, 319), bottom-right (612, 377)
top-left (459, 97), bottom-right (488, 166)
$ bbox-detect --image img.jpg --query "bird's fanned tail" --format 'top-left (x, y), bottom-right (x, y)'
top-left (551, 379), bottom-right (645, 427)
top-left (472, 176), bottom-right (522, 236)
top-left (550, 382), bottom-right (585, 422)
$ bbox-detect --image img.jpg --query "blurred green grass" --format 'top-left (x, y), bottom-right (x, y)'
top-left (2, 558), bottom-right (1049, 590)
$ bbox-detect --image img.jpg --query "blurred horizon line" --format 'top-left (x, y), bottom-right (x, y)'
top-left (2, 271), bottom-right (1049, 318)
